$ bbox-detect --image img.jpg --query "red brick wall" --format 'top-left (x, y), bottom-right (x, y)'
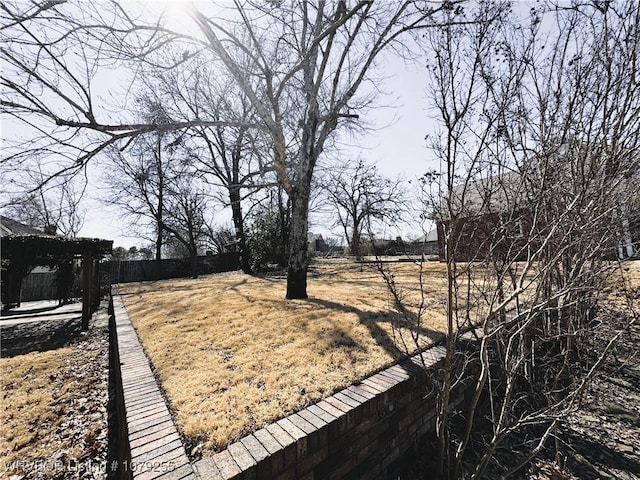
top-left (195, 339), bottom-right (479, 480)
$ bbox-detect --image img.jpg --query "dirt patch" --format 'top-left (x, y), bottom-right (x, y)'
top-left (1, 313), bottom-right (84, 359)
top-left (528, 312), bottom-right (640, 480)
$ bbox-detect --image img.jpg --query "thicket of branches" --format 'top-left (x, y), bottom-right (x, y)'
top-left (379, 2), bottom-right (640, 478)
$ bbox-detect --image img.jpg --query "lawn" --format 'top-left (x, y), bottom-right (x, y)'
top-left (1, 259), bottom-right (635, 476)
top-left (118, 258), bottom-right (640, 457)
top-left (118, 259), bottom-right (450, 455)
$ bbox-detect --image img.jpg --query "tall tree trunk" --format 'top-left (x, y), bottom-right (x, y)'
top-left (277, 187), bottom-right (290, 268)
top-left (190, 247), bottom-right (198, 279)
top-left (286, 186), bottom-right (309, 299)
top-left (352, 218), bottom-right (362, 260)
top-left (155, 136), bottom-right (164, 267)
top-left (155, 221), bottom-right (163, 262)
top-left (229, 186), bottom-right (251, 274)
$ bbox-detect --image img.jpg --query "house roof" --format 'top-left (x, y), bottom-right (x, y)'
top-left (308, 232), bottom-right (324, 242)
top-left (0, 216), bottom-right (52, 237)
top-left (435, 171), bottom-right (527, 221)
top-left (412, 229), bottom-right (438, 244)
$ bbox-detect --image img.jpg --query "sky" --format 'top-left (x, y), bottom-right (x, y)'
top-left (2, 1), bottom-right (440, 249)
top-left (79, 53), bottom-right (435, 248)
top-left (6, 1), bottom-right (625, 251)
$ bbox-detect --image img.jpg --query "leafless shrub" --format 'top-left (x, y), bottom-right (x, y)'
top-left (378, 2), bottom-right (640, 477)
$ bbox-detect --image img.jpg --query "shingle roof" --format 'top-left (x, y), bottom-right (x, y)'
top-left (435, 171), bottom-right (527, 221)
top-left (412, 228), bottom-right (438, 244)
top-left (0, 216), bottom-right (51, 237)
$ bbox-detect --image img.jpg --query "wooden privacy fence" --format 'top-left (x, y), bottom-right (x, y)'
top-left (105, 253), bottom-right (240, 284)
top-left (17, 253), bottom-right (239, 301)
top-left (20, 272), bottom-right (58, 302)
top-left (19, 269), bottom-right (93, 303)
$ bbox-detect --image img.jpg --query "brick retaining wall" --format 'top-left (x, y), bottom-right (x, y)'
top-left (107, 293), bottom-right (132, 480)
top-left (111, 289), bottom-right (479, 479)
top-left (110, 290), bottom-right (197, 479)
top-left (193, 343), bottom-right (476, 480)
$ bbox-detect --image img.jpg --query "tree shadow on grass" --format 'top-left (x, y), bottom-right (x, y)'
top-left (0, 316), bottom-right (83, 358)
top-left (117, 282), bottom-right (203, 297)
top-left (222, 277), bottom-right (249, 292)
top-left (307, 297), bottom-right (444, 363)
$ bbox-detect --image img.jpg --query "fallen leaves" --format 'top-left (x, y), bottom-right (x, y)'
top-left (1, 329), bottom-right (109, 480)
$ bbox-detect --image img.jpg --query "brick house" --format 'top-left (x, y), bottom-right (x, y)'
top-left (408, 229), bottom-right (439, 257)
top-left (434, 171), bottom-right (638, 262)
top-left (435, 172), bottom-right (530, 261)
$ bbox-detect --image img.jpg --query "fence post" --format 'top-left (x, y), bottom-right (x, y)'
top-left (81, 250), bottom-right (93, 330)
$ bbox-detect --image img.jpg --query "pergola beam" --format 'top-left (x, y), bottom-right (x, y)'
top-left (1, 235), bottom-right (113, 328)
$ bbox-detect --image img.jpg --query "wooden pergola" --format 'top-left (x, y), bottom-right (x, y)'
top-left (1, 235), bottom-right (113, 329)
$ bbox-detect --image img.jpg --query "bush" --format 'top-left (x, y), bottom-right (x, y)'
top-left (246, 202), bottom-right (289, 271)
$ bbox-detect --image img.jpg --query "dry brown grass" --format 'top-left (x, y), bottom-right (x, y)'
top-left (118, 259), bottom-right (450, 454)
top-left (608, 260), bottom-right (640, 310)
top-left (118, 258), bottom-right (640, 456)
top-left (0, 331), bottom-right (108, 479)
top-left (622, 259), bottom-right (640, 288)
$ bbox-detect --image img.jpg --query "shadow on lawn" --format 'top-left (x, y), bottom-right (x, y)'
top-left (0, 316), bottom-right (84, 358)
top-left (117, 280), bottom-right (210, 297)
top-left (307, 297), bottom-right (444, 361)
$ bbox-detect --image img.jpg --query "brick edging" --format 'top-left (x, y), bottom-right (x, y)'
top-left (112, 284), bottom-right (480, 480)
top-left (194, 330), bottom-right (481, 480)
top-left (112, 290), bottom-right (197, 480)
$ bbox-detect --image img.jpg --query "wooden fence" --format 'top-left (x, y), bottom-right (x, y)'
top-left (17, 253), bottom-right (240, 302)
top-left (20, 268), bottom-right (85, 303)
top-left (20, 272), bottom-right (58, 302)
top-left (104, 253), bottom-right (240, 284)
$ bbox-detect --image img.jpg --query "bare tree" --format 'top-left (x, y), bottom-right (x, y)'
top-left (162, 177), bottom-right (211, 278)
top-left (2, 0), bottom-right (468, 298)
top-left (103, 139), bottom-right (165, 259)
top-left (102, 97), bottom-right (177, 262)
top-left (378, 2), bottom-right (640, 478)
top-left (140, 59), bottom-right (274, 274)
top-left (205, 225), bottom-right (236, 255)
top-left (3, 169), bottom-right (85, 236)
top-left (321, 158), bottom-right (406, 260)
top-left (190, 1), bottom-right (468, 298)
top-left (0, 1), bottom-right (255, 188)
